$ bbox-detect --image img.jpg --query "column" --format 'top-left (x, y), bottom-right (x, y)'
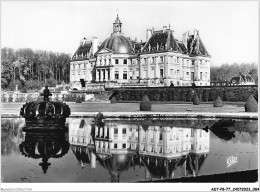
top-left (147, 57), bottom-right (150, 79)
top-left (164, 56), bottom-right (167, 78)
top-left (105, 142), bottom-right (108, 152)
top-left (155, 57), bottom-right (159, 78)
top-left (100, 69), bottom-right (103, 81)
top-left (96, 69), bottom-right (100, 82)
top-left (110, 68), bottom-right (114, 81)
top-left (107, 69), bottom-right (110, 80)
top-left (138, 58), bottom-right (142, 79)
top-left (180, 57), bottom-right (183, 84)
top-left (104, 126), bottom-right (107, 139)
top-left (105, 70), bottom-right (108, 81)
top-left (165, 56), bottom-right (169, 78)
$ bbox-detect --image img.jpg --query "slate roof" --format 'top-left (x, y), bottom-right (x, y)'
top-left (142, 30), bottom-right (183, 53)
top-left (177, 41), bottom-right (188, 54)
top-left (72, 39), bottom-right (93, 60)
top-left (133, 41), bottom-right (146, 53)
top-left (188, 34), bottom-right (210, 56)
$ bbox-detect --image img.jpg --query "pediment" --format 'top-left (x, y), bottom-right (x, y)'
top-left (97, 48), bottom-right (112, 54)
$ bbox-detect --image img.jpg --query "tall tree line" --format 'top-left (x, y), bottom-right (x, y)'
top-left (1, 47), bottom-right (71, 91)
top-left (210, 63), bottom-right (258, 83)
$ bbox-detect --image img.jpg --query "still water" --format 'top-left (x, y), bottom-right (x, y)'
top-left (1, 117), bottom-right (258, 183)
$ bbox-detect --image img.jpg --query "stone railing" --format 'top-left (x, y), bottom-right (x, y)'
top-left (1, 92), bottom-right (40, 103)
top-left (1, 91), bottom-right (105, 103)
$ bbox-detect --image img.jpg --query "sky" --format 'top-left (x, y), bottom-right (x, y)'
top-left (1, 1), bottom-right (259, 66)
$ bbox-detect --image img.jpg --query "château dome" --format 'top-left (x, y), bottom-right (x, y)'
top-left (99, 34), bottom-right (133, 54)
top-left (98, 14), bottom-right (133, 54)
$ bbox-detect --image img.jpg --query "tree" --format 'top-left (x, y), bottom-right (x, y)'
top-left (211, 63), bottom-right (258, 83)
top-left (1, 47), bottom-right (71, 91)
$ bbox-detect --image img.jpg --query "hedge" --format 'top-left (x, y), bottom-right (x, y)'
top-left (111, 86), bottom-right (258, 102)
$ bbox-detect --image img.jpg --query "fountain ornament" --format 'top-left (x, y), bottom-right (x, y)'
top-left (20, 85), bottom-right (71, 131)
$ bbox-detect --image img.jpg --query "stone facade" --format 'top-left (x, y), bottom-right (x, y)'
top-left (70, 15), bottom-right (211, 88)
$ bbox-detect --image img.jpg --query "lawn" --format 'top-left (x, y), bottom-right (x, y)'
top-left (1, 102), bottom-right (246, 114)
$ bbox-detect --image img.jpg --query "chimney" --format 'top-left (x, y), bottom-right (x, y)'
top-left (146, 29), bottom-right (152, 41)
top-left (171, 30), bottom-right (176, 38)
top-left (194, 29), bottom-right (198, 39)
top-left (182, 32), bottom-right (188, 49)
top-left (91, 37), bottom-right (98, 55)
top-left (80, 37), bottom-right (86, 45)
top-left (163, 26), bottom-right (167, 32)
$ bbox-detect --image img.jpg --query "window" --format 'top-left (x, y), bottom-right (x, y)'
top-left (122, 128), bottom-right (126, 134)
top-left (159, 132), bottom-right (163, 140)
top-left (115, 71), bottom-right (119, 79)
top-left (115, 59), bottom-right (119, 64)
top-left (191, 129), bottom-right (194, 137)
top-left (152, 57), bottom-right (155, 64)
top-left (144, 58), bottom-right (147, 63)
top-left (170, 69), bottom-right (173, 74)
top-left (161, 56), bottom-right (164, 63)
top-left (186, 72), bottom-right (189, 75)
top-left (84, 63), bottom-right (86, 68)
top-left (200, 72), bottom-right (203, 80)
top-left (160, 69), bottom-right (163, 78)
top-left (114, 143), bottom-right (117, 149)
top-left (191, 72), bottom-right (194, 81)
top-left (123, 71), bottom-right (127, 79)
top-left (73, 64), bottom-right (75, 69)
top-left (114, 128), bottom-right (118, 134)
top-left (192, 60), bottom-right (195, 65)
top-left (122, 143), bottom-right (126, 149)
top-left (123, 59), bottom-right (127, 64)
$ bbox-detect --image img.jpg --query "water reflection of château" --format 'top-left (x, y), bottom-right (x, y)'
top-left (19, 130), bottom-right (70, 174)
top-left (68, 118), bottom-right (210, 181)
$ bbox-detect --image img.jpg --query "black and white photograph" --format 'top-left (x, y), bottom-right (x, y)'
top-left (1, 0), bottom-right (259, 191)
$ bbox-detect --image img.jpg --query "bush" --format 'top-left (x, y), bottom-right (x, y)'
top-left (110, 96), bottom-right (117, 103)
top-left (245, 94), bottom-right (258, 112)
top-left (140, 95), bottom-right (152, 111)
top-left (105, 86), bottom-right (257, 102)
top-left (75, 96), bottom-right (82, 103)
top-left (202, 89), bottom-right (210, 102)
top-left (8, 95), bottom-right (13, 102)
top-left (193, 93), bottom-right (200, 105)
top-left (214, 96), bottom-right (224, 107)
